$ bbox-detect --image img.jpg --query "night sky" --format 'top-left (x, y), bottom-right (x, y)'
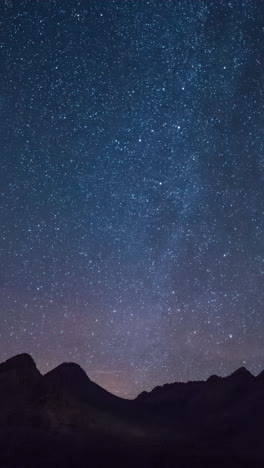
top-left (1, 0), bottom-right (264, 398)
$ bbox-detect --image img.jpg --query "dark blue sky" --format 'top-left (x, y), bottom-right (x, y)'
top-left (1, 0), bottom-right (264, 397)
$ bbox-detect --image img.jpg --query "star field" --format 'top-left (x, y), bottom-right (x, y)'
top-left (1, 0), bottom-right (264, 397)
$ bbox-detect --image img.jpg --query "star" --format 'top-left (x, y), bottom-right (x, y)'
top-left (0, 0), bottom-right (263, 398)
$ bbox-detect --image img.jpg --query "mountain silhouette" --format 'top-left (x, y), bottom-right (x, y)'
top-left (0, 353), bottom-right (37, 373)
top-left (0, 354), bottom-right (263, 468)
top-left (226, 366), bottom-right (254, 382)
top-left (0, 353), bottom-right (41, 407)
top-left (43, 362), bottom-right (124, 408)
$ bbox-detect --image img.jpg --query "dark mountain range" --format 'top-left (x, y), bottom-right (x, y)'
top-left (0, 354), bottom-right (263, 468)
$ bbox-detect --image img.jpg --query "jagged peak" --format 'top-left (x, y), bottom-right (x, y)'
top-left (0, 353), bottom-right (38, 373)
top-left (207, 374), bottom-right (222, 384)
top-left (136, 390), bottom-right (148, 400)
top-left (227, 367), bottom-right (253, 380)
top-left (44, 361), bottom-right (90, 383)
top-left (43, 361), bottom-right (124, 405)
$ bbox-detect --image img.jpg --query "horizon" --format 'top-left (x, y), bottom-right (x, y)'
top-left (1, 351), bottom-right (263, 399)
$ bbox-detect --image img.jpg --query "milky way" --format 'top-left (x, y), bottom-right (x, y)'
top-left (1, 0), bottom-right (264, 397)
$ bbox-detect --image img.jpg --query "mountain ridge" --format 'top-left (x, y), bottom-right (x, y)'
top-left (0, 353), bottom-right (264, 468)
top-left (1, 353), bottom-right (261, 398)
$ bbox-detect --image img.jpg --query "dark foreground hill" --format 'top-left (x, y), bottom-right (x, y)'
top-left (0, 354), bottom-right (264, 468)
